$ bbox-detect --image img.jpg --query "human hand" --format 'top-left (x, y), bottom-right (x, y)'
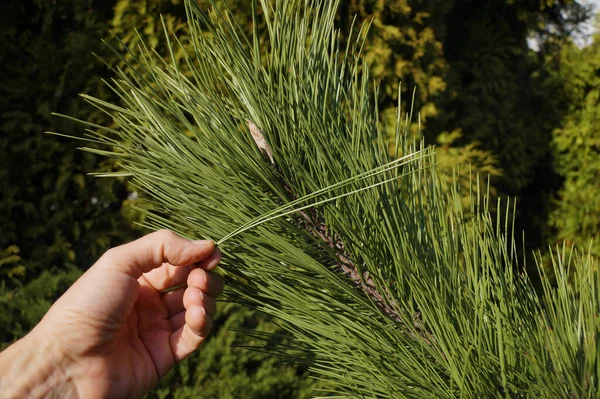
top-left (0, 230), bottom-right (223, 399)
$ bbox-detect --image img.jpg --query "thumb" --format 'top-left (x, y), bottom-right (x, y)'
top-left (101, 229), bottom-right (216, 279)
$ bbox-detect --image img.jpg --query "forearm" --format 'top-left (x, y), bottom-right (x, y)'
top-left (0, 328), bottom-right (78, 399)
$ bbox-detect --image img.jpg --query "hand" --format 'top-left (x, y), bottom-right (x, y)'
top-left (0, 230), bottom-right (223, 399)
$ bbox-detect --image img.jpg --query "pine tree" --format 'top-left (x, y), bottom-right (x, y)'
top-left (65, 0), bottom-right (600, 396)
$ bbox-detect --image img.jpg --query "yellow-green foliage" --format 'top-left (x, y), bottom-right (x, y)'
top-left (336, 1), bottom-right (500, 207)
top-left (549, 30), bottom-right (600, 256)
top-left (435, 130), bottom-right (502, 210)
top-left (337, 0), bottom-right (448, 128)
top-left (0, 246), bottom-right (25, 281)
top-left (112, 0), bottom-right (188, 58)
top-left (0, 267), bottom-right (82, 347)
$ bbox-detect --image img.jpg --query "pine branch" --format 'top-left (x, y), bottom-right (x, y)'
top-left (245, 120), bottom-right (443, 360)
top-left (58, 0), bottom-right (600, 397)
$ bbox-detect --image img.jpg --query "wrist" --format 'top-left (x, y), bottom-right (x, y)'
top-left (0, 326), bottom-right (79, 398)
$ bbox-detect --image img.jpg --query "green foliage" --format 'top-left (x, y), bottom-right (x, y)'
top-left (0, 267), bottom-right (82, 347)
top-left (0, 0), bottom-right (139, 292)
top-left (549, 29), bottom-right (600, 257)
top-left (116, 0), bottom-right (500, 217)
top-left (72, 1), bottom-right (600, 396)
top-left (428, 0), bottom-right (588, 191)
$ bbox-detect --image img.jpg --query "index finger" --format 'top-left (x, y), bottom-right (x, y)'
top-left (101, 229), bottom-right (216, 279)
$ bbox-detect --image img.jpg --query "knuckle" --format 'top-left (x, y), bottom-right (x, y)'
top-left (156, 229), bottom-right (176, 240)
top-left (99, 247), bottom-right (118, 266)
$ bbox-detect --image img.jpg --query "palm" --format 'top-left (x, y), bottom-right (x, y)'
top-left (100, 283), bottom-right (174, 398)
top-left (112, 283), bottom-right (175, 396)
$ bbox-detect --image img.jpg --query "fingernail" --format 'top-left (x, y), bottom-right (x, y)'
top-left (192, 240), bottom-right (214, 246)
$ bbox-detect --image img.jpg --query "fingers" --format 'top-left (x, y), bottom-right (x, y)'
top-left (187, 268), bottom-right (224, 297)
top-left (183, 287), bottom-right (217, 316)
top-left (100, 229), bottom-right (216, 279)
top-left (167, 288), bottom-right (217, 331)
top-left (144, 248), bottom-right (222, 292)
top-left (143, 264), bottom-right (192, 292)
top-left (195, 248), bottom-right (222, 271)
top-left (168, 305), bottom-right (210, 355)
top-left (170, 306), bottom-right (213, 362)
top-left (167, 269), bottom-right (222, 361)
top-left (163, 285), bottom-right (217, 318)
top-left (161, 267), bottom-right (222, 315)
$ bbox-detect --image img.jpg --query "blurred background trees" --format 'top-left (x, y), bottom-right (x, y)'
top-left (548, 23), bottom-right (600, 257)
top-left (1, 0), bottom-right (599, 397)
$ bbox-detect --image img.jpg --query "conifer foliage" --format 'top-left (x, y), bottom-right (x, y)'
top-left (68, 0), bottom-right (600, 396)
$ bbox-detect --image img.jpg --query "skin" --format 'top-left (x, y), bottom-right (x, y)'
top-left (0, 229), bottom-right (224, 399)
